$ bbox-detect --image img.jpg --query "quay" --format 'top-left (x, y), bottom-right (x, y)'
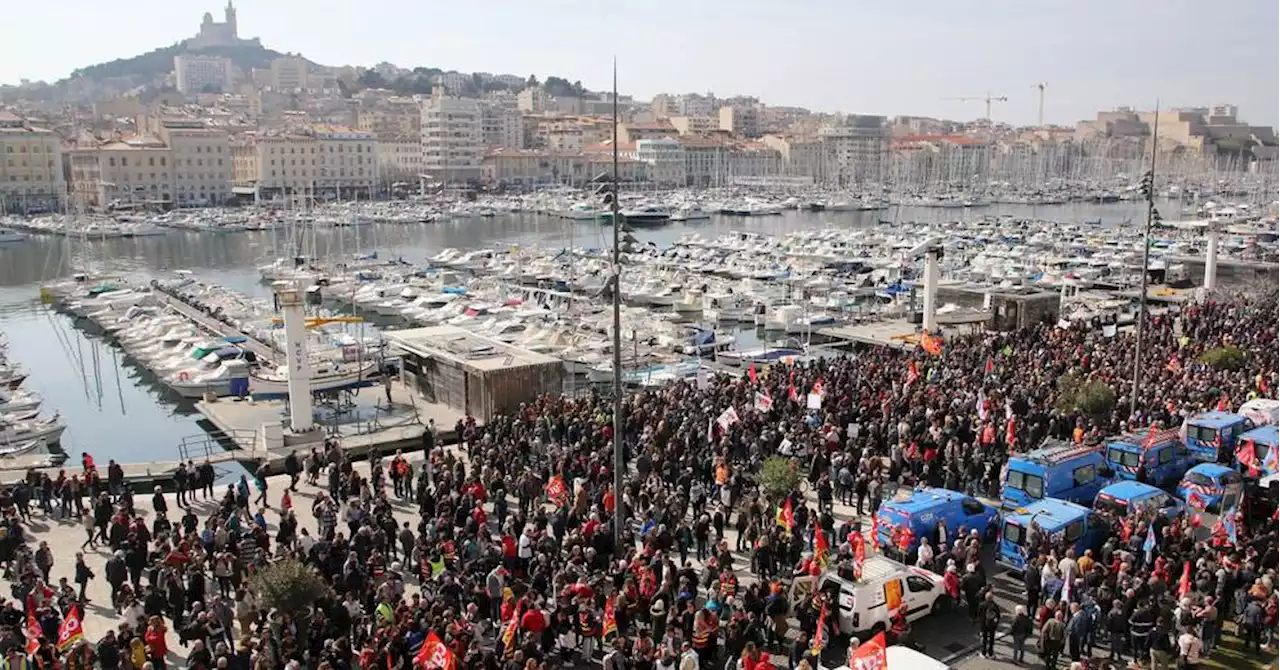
top-left (152, 288), bottom-right (279, 361)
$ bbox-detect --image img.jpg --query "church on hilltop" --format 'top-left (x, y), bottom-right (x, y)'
top-left (188, 1), bottom-right (259, 49)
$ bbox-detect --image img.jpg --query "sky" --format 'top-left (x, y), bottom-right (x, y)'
top-left (2, 0), bottom-right (1277, 127)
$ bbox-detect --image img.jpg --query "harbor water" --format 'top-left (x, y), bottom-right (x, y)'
top-left (0, 203), bottom-right (1146, 465)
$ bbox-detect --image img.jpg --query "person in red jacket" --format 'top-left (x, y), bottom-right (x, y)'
top-left (144, 616), bottom-right (168, 669)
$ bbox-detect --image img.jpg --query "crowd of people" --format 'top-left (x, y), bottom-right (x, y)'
top-left (0, 293), bottom-right (1274, 670)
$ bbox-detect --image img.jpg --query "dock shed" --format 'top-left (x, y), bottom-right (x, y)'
top-left (384, 325), bottom-right (564, 422)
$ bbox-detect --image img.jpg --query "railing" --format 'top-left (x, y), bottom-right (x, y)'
top-left (177, 427), bottom-right (260, 463)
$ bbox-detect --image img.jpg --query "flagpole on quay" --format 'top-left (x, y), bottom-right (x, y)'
top-left (1130, 102), bottom-right (1160, 418)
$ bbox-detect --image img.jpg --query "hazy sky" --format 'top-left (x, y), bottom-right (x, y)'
top-left (3, 0), bottom-right (1277, 127)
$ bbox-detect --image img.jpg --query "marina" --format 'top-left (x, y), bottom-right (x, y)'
top-left (0, 199), bottom-right (1274, 489)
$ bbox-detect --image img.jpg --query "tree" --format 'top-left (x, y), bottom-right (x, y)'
top-left (759, 456), bottom-right (803, 503)
top-left (1198, 346), bottom-right (1246, 371)
top-left (358, 69), bottom-right (386, 89)
top-left (526, 74), bottom-right (539, 88)
top-left (248, 558), bottom-right (330, 615)
top-left (1054, 373), bottom-right (1115, 423)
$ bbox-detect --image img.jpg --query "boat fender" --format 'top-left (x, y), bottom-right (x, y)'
top-left (178, 371), bottom-right (191, 382)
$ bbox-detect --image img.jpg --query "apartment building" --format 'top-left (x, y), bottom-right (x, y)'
top-left (243, 125), bottom-right (377, 197)
top-left (421, 90), bottom-right (483, 182)
top-left (158, 120), bottom-right (233, 206)
top-left (616, 122), bottom-right (676, 145)
top-left (635, 138), bottom-right (686, 187)
top-left (173, 54), bottom-right (234, 94)
top-left (719, 105), bottom-right (761, 138)
top-left (67, 137), bottom-right (173, 209)
top-left (762, 134), bottom-right (823, 181)
top-left (547, 128), bottom-right (584, 153)
top-left (669, 116), bottom-right (717, 136)
top-left (819, 115), bottom-right (888, 186)
top-left (357, 98), bottom-right (422, 138)
top-left (481, 149), bottom-right (646, 187)
top-left (270, 56), bottom-right (309, 92)
top-left (376, 137), bottom-right (423, 183)
top-left (0, 112), bottom-right (65, 212)
top-left (517, 87), bottom-right (550, 113)
top-left (436, 71), bottom-right (471, 94)
top-left (676, 93), bottom-right (717, 118)
top-left (479, 103), bottom-right (525, 150)
top-left (890, 134), bottom-right (989, 183)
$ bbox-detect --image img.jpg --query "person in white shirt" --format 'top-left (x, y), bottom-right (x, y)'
top-left (917, 537), bottom-right (934, 569)
top-left (1178, 627), bottom-right (1203, 668)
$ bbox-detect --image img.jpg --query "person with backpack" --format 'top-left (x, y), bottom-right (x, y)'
top-left (978, 591), bottom-right (1001, 658)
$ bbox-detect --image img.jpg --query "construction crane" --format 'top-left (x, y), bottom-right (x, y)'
top-left (942, 92), bottom-right (1008, 121)
top-left (1033, 82), bottom-right (1047, 127)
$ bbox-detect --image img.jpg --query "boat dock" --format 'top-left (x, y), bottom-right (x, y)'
top-left (816, 312), bottom-right (991, 349)
top-left (153, 289), bottom-right (279, 360)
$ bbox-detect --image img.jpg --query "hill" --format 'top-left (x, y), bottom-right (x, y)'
top-left (65, 40), bottom-right (292, 85)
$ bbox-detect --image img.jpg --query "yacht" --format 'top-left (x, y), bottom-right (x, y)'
top-left (248, 359), bottom-right (381, 399)
top-left (620, 203), bottom-right (671, 227)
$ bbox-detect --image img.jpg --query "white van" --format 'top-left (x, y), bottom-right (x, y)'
top-left (790, 556), bottom-right (946, 639)
top-left (825, 644), bottom-right (950, 670)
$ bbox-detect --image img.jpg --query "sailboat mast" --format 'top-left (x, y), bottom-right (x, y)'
top-left (610, 58), bottom-right (625, 554)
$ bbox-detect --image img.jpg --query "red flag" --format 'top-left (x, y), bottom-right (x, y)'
top-left (1236, 440), bottom-right (1261, 477)
top-left (921, 331), bottom-right (942, 356)
top-left (544, 475), bottom-right (569, 507)
top-left (811, 604), bottom-right (828, 654)
top-left (851, 531), bottom-right (866, 578)
top-left (811, 378), bottom-right (825, 397)
top-left (602, 597), bottom-right (618, 640)
top-left (906, 361), bottom-right (920, 386)
top-left (983, 357), bottom-right (994, 375)
top-left (747, 363), bottom-right (758, 384)
top-left (849, 631), bottom-right (888, 670)
top-left (814, 529), bottom-right (830, 572)
top-left (56, 604), bottom-right (83, 652)
top-left (775, 498), bottom-right (795, 531)
top-left (24, 609), bottom-right (41, 655)
top-left (1177, 562), bottom-right (1192, 599)
top-left (415, 631), bottom-right (457, 670)
top-left (869, 515), bottom-right (880, 552)
top-left (1142, 424), bottom-right (1159, 451)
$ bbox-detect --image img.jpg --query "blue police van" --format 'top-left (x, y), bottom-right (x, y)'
top-left (873, 488), bottom-right (1000, 560)
top-left (1182, 411), bottom-right (1253, 463)
top-left (997, 499), bottom-right (1108, 571)
top-left (1093, 481), bottom-right (1185, 522)
top-left (1103, 429), bottom-right (1193, 489)
top-left (1177, 463), bottom-right (1245, 514)
top-left (1002, 440), bottom-right (1111, 509)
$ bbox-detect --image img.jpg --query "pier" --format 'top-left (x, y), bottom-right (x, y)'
top-left (152, 288), bottom-right (279, 360)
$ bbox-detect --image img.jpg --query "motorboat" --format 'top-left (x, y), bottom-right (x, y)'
top-left (0, 367), bottom-right (27, 389)
top-left (0, 439), bottom-right (43, 458)
top-left (620, 204), bottom-right (671, 226)
top-left (0, 389), bottom-right (41, 414)
top-left (165, 350), bottom-right (257, 398)
top-left (0, 414), bottom-right (65, 445)
top-left (248, 358), bottom-right (381, 399)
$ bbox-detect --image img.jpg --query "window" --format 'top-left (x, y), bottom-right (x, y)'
top-left (1157, 447), bottom-right (1174, 465)
top-left (120, 157), bottom-right (128, 167)
top-left (906, 576), bottom-right (933, 593)
top-left (1066, 465), bottom-right (1095, 488)
top-left (1003, 522), bottom-right (1024, 545)
top-left (1191, 426), bottom-right (1218, 443)
top-left (149, 157), bottom-right (155, 167)
top-left (1006, 471), bottom-right (1045, 499)
top-left (961, 499), bottom-right (985, 516)
top-left (1063, 520), bottom-right (1083, 543)
top-left (1108, 448), bottom-right (1139, 468)
top-left (160, 157), bottom-right (166, 166)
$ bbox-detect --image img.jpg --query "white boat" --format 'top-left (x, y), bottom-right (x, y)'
top-left (0, 439), bottom-right (43, 458)
top-left (0, 415), bottom-right (65, 445)
top-left (0, 389), bottom-right (41, 414)
top-left (0, 228), bottom-right (25, 243)
top-left (248, 359), bottom-right (381, 399)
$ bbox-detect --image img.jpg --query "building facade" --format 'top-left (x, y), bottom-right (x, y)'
top-left (173, 54), bottom-right (234, 94)
top-left (480, 103), bottom-right (525, 150)
top-left (819, 115), bottom-right (888, 186)
top-left (635, 138), bottom-right (686, 187)
top-left (719, 105), bottom-right (761, 138)
top-left (376, 138), bottom-right (423, 184)
top-left (244, 126), bottom-right (377, 198)
top-left (158, 121), bottom-right (233, 206)
top-left (0, 113), bottom-right (65, 213)
top-left (67, 138), bottom-right (173, 210)
top-left (270, 56), bottom-right (310, 92)
top-left (421, 90), bottom-right (483, 182)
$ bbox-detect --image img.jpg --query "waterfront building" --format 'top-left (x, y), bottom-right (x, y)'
top-left (819, 114), bottom-right (888, 186)
top-left (420, 89), bottom-right (483, 182)
top-left (719, 105), bottom-right (761, 138)
top-left (0, 112), bottom-right (65, 213)
top-left (635, 138), bottom-right (686, 187)
top-left (239, 125), bottom-right (376, 198)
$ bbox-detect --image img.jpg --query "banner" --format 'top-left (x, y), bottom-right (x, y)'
top-left (884, 578), bottom-right (903, 614)
top-left (754, 392), bottom-right (773, 413)
top-left (545, 475), bottom-right (569, 507)
top-left (56, 604), bottom-right (83, 652)
top-left (807, 392), bottom-right (823, 409)
top-left (849, 631), bottom-right (888, 670)
top-left (717, 407), bottom-right (740, 431)
top-left (414, 631), bottom-right (457, 670)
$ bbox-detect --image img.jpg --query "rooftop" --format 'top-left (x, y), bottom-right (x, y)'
top-left (384, 325), bottom-right (560, 372)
